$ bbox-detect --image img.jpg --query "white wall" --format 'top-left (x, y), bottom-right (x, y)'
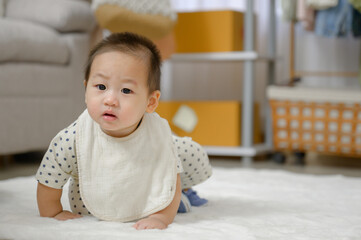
top-left (294, 26), bottom-right (360, 88)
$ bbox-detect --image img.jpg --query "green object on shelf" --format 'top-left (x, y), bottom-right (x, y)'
top-left (281, 0), bottom-right (297, 21)
top-left (349, 0), bottom-right (361, 13)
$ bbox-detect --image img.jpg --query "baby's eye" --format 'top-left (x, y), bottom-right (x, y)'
top-left (96, 84), bottom-right (106, 90)
top-left (121, 88), bottom-right (133, 94)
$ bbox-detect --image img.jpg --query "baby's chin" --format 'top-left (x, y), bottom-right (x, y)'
top-left (100, 125), bottom-right (138, 138)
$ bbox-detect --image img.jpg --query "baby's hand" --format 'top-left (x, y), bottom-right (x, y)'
top-left (54, 210), bottom-right (82, 221)
top-left (133, 216), bottom-right (167, 230)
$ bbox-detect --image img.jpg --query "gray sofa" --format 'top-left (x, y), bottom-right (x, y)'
top-left (0, 0), bottom-right (96, 155)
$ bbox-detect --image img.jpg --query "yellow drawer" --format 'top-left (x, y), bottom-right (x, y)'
top-left (156, 101), bottom-right (261, 146)
top-left (174, 10), bottom-right (244, 53)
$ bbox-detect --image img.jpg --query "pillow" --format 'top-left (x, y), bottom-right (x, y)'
top-left (0, 19), bottom-right (69, 64)
top-left (5, 0), bottom-right (95, 32)
top-left (92, 0), bottom-right (177, 40)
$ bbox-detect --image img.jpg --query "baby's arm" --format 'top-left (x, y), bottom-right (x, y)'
top-left (37, 182), bottom-right (81, 220)
top-left (133, 174), bottom-right (181, 230)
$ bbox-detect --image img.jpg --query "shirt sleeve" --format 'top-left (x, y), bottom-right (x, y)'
top-left (35, 121), bottom-right (78, 189)
top-left (176, 153), bottom-right (184, 174)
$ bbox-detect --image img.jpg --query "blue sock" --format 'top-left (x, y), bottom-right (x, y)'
top-left (183, 188), bottom-right (208, 207)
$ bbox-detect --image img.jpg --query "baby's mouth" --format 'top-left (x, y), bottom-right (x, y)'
top-left (103, 112), bottom-right (117, 121)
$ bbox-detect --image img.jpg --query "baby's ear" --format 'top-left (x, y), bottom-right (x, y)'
top-left (146, 90), bottom-right (161, 113)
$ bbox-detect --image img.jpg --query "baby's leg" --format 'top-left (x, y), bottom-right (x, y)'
top-left (68, 178), bottom-right (91, 216)
top-left (172, 136), bottom-right (212, 189)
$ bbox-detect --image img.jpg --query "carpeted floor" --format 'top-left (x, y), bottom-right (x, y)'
top-left (1, 166), bottom-right (360, 240)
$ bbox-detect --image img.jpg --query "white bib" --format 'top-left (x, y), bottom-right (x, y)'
top-left (76, 110), bottom-right (178, 222)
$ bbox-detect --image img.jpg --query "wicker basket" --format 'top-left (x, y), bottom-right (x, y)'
top-left (267, 86), bottom-right (361, 157)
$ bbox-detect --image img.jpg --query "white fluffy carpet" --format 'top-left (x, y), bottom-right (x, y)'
top-left (1, 167), bottom-right (361, 240)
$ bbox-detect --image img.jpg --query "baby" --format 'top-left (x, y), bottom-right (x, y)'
top-left (36, 32), bottom-right (212, 230)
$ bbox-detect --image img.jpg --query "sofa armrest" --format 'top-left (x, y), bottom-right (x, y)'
top-left (5, 0), bottom-right (96, 32)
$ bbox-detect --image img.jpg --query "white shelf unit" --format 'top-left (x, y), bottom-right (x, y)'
top-left (172, 51), bottom-right (258, 61)
top-left (170, 0), bottom-right (277, 164)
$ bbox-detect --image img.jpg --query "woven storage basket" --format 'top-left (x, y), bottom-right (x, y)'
top-left (267, 86), bottom-right (361, 157)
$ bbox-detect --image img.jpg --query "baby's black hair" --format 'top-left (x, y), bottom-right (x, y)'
top-left (84, 32), bottom-right (161, 93)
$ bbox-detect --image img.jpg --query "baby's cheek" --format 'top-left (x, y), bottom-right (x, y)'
top-left (121, 106), bottom-right (143, 121)
top-left (87, 105), bottom-right (99, 119)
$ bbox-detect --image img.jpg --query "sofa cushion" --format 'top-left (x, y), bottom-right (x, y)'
top-left (5, 0), bottom-right (95, 33)
top-left (0, 19), bottom-right (69, 64)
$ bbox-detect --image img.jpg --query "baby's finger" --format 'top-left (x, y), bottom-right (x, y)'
top-left (132, 222), bottom-right (141, 229)
top-left (71, 214), bottom-right (83, 219)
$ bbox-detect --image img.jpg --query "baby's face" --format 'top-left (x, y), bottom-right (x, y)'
top-left (85, 51), bottom-right (153, 138)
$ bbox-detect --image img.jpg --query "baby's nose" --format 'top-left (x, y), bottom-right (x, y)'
top-left (104, 92), bottom-right (119, 106)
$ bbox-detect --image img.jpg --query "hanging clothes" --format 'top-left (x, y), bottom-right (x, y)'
top-left (314, 0), bottom-right (353, 37)
top-left (297, 0), bottom-right (316, 30)
top-left (352, 7), bottom-right (361, 37)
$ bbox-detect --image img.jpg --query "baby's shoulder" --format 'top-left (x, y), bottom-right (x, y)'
top-left (52, 120), bottom-right (78, 145)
